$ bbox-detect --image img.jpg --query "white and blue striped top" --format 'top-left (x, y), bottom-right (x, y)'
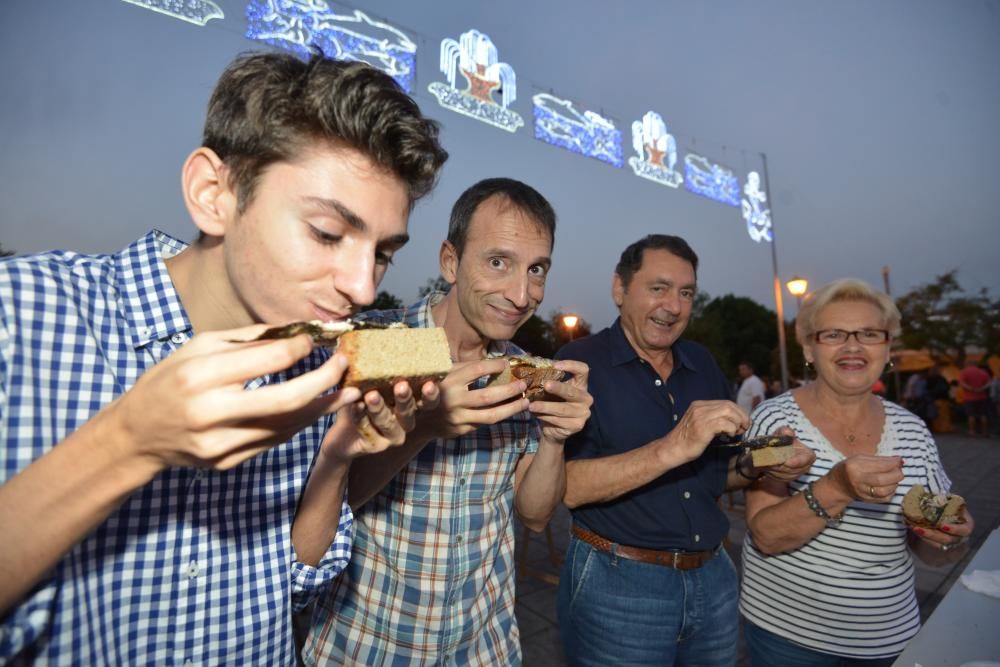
top-left (739, 392), bottom-right (949, 659)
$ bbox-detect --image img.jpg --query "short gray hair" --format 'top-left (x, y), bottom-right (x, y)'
top-left (796, 278), bottom-right (901, 345)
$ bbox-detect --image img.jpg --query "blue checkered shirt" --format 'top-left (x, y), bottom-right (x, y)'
top-left (0, 231), bottom-right (353, 665)
top-left (304, 293), bottom-right (540, 666)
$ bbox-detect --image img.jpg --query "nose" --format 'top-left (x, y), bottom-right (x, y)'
top-left (333, 248), bottom-right (377, 308)
top-left (503, 273), bottom-right (539, 311)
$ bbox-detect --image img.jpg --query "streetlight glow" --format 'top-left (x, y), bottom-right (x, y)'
top-left (786, 276), bottom-right (808, 297)
top-left (562, 314), bottom-right (579, 330)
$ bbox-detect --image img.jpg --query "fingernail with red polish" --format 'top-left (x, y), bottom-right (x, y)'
top-left (940, 524), bottom-right (951, 532)
top-left (914, 527), bottom-right (925, 536)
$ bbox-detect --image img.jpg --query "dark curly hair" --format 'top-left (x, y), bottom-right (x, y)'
top-left (203, 51), bottom-right (448, 211)
top-left (615, 234), bottom-right (699, 287)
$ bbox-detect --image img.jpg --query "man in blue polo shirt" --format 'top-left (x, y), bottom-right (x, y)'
top-left (556, 234), bottom-right (814, 666)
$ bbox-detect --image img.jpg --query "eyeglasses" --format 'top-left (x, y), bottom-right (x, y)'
top-left (813, 329), bottom-right (890, 345)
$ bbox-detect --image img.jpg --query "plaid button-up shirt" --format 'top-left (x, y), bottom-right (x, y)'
top-left (305, 293), bottom-right (540, 666)
top-left (0, 231), bottom-right (352, 665)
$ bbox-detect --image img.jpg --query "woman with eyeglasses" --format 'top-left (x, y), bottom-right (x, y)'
top-left (738, 278), bottom-right (974, 666)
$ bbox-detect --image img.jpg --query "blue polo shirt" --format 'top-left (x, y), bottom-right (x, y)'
top-left (556, 318), bottom-right (734, 551)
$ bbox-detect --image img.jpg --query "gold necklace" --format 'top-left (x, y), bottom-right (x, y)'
top-left (812, 389), bottom-right (877, 444)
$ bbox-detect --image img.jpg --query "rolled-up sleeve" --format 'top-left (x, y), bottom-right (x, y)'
top-left (0, 578), bottom-right (57, 661)
top-left (290, 497), bottom-right (354, 612)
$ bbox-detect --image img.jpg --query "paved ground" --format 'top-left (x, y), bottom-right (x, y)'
top-left (514, 432), bottom-right (1000, 666)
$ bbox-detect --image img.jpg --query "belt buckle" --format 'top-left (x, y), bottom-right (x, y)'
top-left (672, 551), bottom-right (680, 568)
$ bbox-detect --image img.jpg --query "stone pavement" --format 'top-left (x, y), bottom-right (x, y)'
top-left (514, 432), bottom-right (1000, 666)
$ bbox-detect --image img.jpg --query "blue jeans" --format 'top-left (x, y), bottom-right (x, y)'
top-left (744, 621), bottom-right (898, 667)
top-left (557, 535), bottom-right (738, 666)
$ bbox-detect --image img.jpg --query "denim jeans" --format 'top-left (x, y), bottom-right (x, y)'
top-left (557, 535), bottom-right (739, 666)
top-left (744, 621), bottom-right (898, 667)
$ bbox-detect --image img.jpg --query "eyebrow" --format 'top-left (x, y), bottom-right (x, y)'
top-left (303, 195), bottom-right (410, 247)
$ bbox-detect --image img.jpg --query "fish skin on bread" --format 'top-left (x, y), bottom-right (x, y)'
top-left (487, 355), bottom-right (566, 401)
top-left (901, 484), bottom-right (966, 528)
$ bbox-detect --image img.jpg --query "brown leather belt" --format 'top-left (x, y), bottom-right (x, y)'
top-left (572, 525), bottom-right (718, 570)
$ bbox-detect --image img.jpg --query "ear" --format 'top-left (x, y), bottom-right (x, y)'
top-left (439, 240), bottom-right (459, 284)
top-left (181, 148), bottom-right (237, 238)
top-left (612, 273), bottom-right (625, 307)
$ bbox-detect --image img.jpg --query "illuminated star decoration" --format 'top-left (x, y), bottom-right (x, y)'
top-left (532, 93), bottom-right (623, 167)
top-left (428, 29), bottom-right (524, 133)
top-left (628, 111), bottom-right (683, 188)
top-left (684, 153), bottom-right (740, 207)
top-left (246, 0), bottom-right (417, 92)
top-left (120, 0), bottom-right (223, 26)
top-left (741, 171), bottom-right (772, 242)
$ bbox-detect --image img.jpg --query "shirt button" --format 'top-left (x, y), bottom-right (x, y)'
top-left (459, 478), bottom-right (466, 486)
top-left (655, 379), bottom-right (662, 386)
top-left (138, 326), bottom-right (151, 338)
top-left (673, 414), bottom-right (678, 421)
top-left (171, 332), bottom-right (187, 344)
top-left (683, 491), bottom-right (691, 499)
top-left (186, 561), bottom-right (200, 578)
top-left (456, 535), bottom-right (463, 544)
top-left (694, 534), bottom-right (701, 543)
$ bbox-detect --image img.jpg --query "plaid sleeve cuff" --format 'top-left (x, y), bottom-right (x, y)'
top-left (290, 497), bottom-right (354, 612)
top-left (0, 580), bottom-right (57, 661)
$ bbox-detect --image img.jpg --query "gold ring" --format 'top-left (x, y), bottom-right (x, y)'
top-left (869, 485), bottom-right (876, 497)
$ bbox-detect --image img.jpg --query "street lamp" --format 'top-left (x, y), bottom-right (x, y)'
top-left (562, 314), bottom-right (579, 342)
top-left (786, 276), bottom-right (808, 312)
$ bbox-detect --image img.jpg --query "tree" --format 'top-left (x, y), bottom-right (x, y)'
top-left (363, 290), bottom-right (403, 312)
top-left (896, 271), bottom-right (996, 363)
top-left (0, 244), bottom-right (14, 258)
top-left (684, 294), bottom-right (787, 382)
top-left (418, 275), bottom-right (450, 297)
top-left (511, 314), bottom-right (556, 357)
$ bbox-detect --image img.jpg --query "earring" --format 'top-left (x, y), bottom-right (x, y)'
top-left (885, 360), bottom-right (895, 372)
top-left (804, 361), bottom-right (814, 373)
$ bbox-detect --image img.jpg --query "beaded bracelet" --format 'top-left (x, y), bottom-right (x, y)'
top-left (802, 481), bottom-right (842, 528)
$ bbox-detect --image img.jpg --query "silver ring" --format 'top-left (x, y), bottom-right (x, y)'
top-left (940, 542), bottom-right (953, 552)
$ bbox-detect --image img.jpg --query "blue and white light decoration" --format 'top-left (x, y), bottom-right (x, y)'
top-left (246, 1), bottom-right (417, 92)
top-left (628, 111), bottom-right (683, 188)
top-left (120, 0), bottom-right (223, 25)
top-left (532, 93), bottom-right (623, 167)
top-left (684, 153), bottom-right (740, 207)
top-left (428, 29), bottom-right (523, 133)
top-left (741, 171), bottom-right (772, 242)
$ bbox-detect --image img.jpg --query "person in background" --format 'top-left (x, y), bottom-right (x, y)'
top-left (555, 234), bottom-right (814, 666)
top-left (304, 178), bottom-right (593, 665)
top-left (740, 278), bottom-right (974, 666)
top-left (925, 364), bottom-right (952, 433)
top-left (0, 52), bottom-right (449, 664)
top-left (902, 368), bottom-right (928, 422)
top-left (959, 359), bottom-right (992, 437)
top-left (737, 361), bottom-right (766, 413)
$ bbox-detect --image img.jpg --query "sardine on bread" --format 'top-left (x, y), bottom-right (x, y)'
top-left (901, 484), bottom-right (966, 528)
top-left (487, 355), bottom-right (566, 401)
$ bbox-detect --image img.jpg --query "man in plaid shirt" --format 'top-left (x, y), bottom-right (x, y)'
top-left (304, 178), bottom-right (594, 665)
top-left (0, 52), bottom-right (447, 664)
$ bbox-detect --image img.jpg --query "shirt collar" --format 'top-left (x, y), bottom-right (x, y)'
top-left (114, 230), bottom-right (193, 349)
top-left (608, 317), bottom-right (699, 373)
top-left (408, 291), bottom-right (516, 358)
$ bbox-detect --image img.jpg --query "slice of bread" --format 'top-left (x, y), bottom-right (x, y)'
top-left (901, 484), bottom-right (966, 528)
top-left (487, 356), bottom-right (566, 400)
top-left (338, 327), bottom-right (452, 401)
top-left (750, 445), bottom-right (796, 468)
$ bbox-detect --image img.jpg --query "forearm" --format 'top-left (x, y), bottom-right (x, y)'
top-left (564, 436), bottom-right (681, 508)
top-left (748, 475), bottom-right (851, 554)
top-left (293, 450), bottom-right (351, 566)
top-left (514, 440), bottom-right (565, 532)
top-left (0, 410), bottom-right (161, 616)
